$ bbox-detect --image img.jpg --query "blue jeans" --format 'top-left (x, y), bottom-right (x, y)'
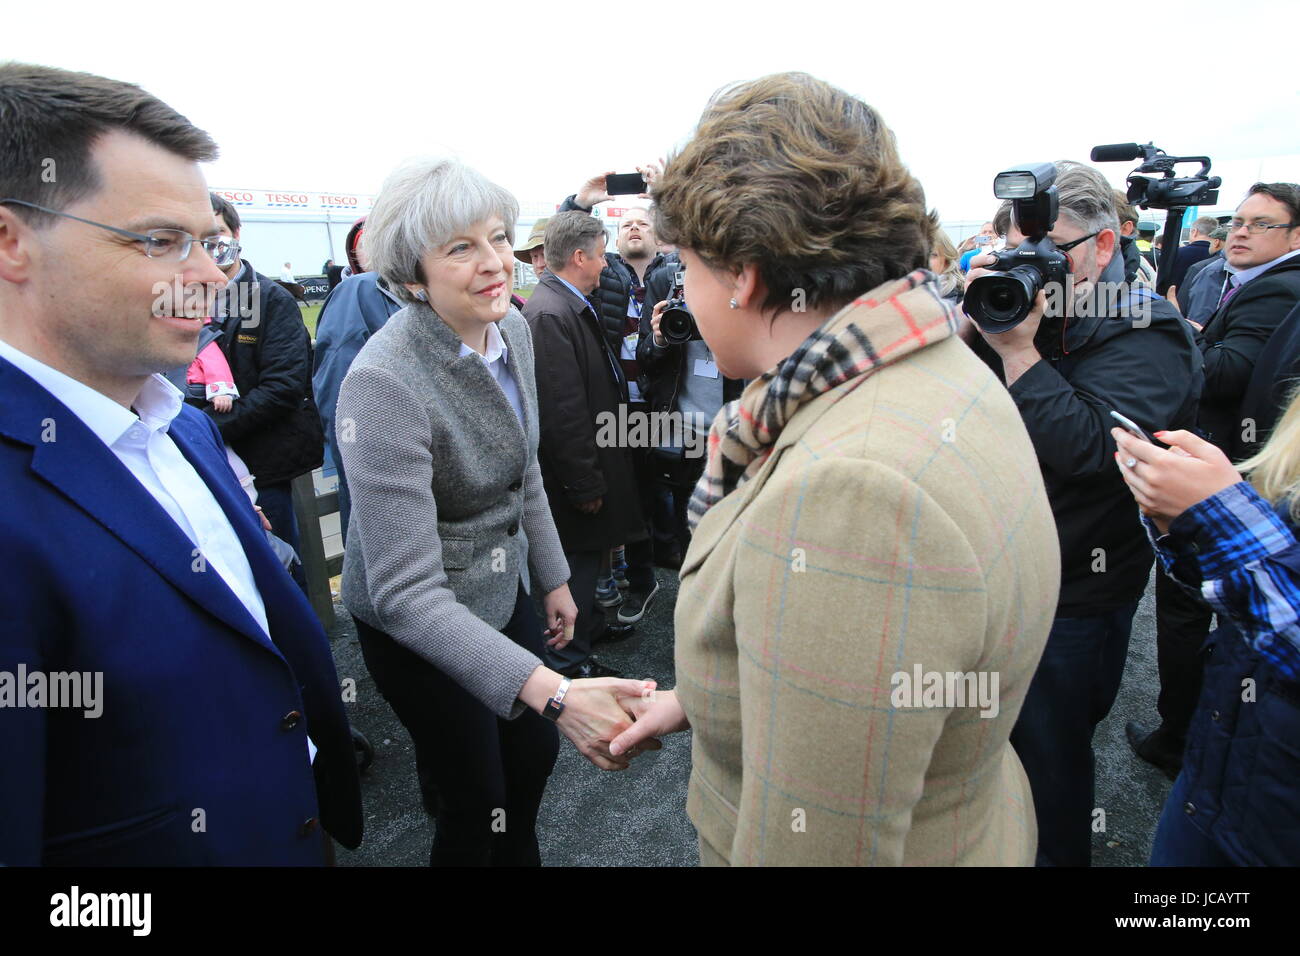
top-left (1010, 602), bottom-right (1138, 866)
top-left (1150, 770), bottom-right (1236, 866)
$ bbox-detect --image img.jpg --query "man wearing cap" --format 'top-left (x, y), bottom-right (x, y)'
top-left (1136, 222), bottom-right (1158, 267)
top-left (1160, 215), bottom-right (1220, 298)
top-left (515, 218), bottom-right (549, 281)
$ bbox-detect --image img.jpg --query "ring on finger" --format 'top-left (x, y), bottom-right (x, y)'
top-left (1124, 457), bottom-right (1138, 468)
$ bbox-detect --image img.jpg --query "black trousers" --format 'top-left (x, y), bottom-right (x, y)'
top-left (1153, 568), bottom-right (1214, 749)
top-left (547, 549), bottom-right (603, 671)
top-left (668, 454), bottom-right (707, 556)
top-left (353, 584), bottom-right (559, 866)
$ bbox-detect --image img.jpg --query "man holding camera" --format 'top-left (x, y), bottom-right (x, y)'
top-left (639, 272), bottom-right (744, 557)
top-left (966, 160), bottom-right (1203, 867)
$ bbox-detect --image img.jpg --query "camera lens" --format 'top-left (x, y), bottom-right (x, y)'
top-left (964, 267), bottom-right (1042, 334)
top-left (661, 303), bottom-right (699, 345)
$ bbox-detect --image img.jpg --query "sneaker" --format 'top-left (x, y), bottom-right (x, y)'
top-left (617, 580), bottom-right (661, 625)
top-left (596, 577), bottom-right (623, 608)
top-left (612, 547), bottom-right (630, 589)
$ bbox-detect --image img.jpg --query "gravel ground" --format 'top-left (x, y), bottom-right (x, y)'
top-left (332, 568), bottom-right (1172, 867)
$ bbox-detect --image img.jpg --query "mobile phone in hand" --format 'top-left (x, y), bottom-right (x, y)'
top-left (605, 172), bottom-right (648, 195)
top-left (1109, 409), bottom-right (1154, 444)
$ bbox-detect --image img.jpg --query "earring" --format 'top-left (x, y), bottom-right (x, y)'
top-left (415, 289), bottom-right (428, 302)
top-left (729, 298), bottom-right (738, 309)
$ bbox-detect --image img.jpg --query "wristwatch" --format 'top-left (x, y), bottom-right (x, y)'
top-left (543, 677), bottom-right (572, 722)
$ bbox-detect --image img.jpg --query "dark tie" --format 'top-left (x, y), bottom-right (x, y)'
top-left (1219, 275), bottom-right (1238, 307)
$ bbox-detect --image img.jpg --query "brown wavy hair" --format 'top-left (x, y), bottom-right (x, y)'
top-left (653, 72), bottom-right (935, 314)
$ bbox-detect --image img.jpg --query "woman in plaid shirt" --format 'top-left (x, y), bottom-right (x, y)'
top-left (1113, 408), bottom-right (1300, 865)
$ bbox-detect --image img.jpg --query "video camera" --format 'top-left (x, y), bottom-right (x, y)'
top-left (962, 162), bottom-right (1069, 334)
top-left (660, 269), bottom-right (701, 345)
top-left (1091, 142), bottom-right (1221, 294)
top-left (1090, 142), bottom-right (1221, 211)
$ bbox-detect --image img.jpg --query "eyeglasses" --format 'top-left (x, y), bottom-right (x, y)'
top-left (1055, 230), bottom-right (1099, 272)
top-left (0, 198), bottom-right (240, 266)
top-left (1227, 219), bottom-right (1298, 235)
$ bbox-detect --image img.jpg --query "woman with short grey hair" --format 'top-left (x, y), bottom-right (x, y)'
top-left (335, 158), bottom-right (655, 866)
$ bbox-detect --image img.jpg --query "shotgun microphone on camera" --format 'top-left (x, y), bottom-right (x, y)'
top-left (1090, 143), bottom-right (1145, 163)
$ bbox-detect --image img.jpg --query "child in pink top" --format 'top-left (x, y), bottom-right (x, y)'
top-left (187, 316), bottom-right (239, 412)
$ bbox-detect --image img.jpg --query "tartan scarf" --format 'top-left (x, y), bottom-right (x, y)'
top-left (688, 270), bottom-right (959, 530)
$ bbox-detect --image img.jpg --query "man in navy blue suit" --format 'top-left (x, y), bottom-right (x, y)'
top-left (0, 63), bottom-right (362, 865)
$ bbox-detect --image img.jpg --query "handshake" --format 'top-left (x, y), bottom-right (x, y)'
top-left (534, 584), bottom-right (687, 769)
top-left (553, 678), bottom-right (690, 771)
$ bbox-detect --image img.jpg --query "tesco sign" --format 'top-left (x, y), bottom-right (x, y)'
top-left (211, 188), bottom-right (375, 214)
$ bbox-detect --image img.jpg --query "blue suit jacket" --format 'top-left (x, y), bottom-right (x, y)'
top-left (0, 356), bottom-right (362, 865)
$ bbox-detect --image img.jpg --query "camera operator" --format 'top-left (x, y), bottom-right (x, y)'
top-left (966, 159), bottom-right (1203, 867)
top-left (639, 270), bottom-right (745, 557)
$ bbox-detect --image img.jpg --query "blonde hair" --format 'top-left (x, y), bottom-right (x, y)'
top-left (1239, 383), bottom-right (1300, 521)
top-left (929, 224), bottom-right (964, 298)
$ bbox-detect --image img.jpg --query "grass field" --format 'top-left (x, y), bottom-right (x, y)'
top-left (301, 302), bottom-right (323, 338)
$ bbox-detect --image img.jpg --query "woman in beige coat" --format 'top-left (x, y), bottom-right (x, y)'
top-left (610, 73), bottom-right (1061, 865)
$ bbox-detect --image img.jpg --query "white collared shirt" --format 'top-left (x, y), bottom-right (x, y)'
top-left (0, 337), bottom-right (318, 764)
top-left (460, 321), bottom-right (524, 426)
top-left (0, 337), bottom-right (270, 638)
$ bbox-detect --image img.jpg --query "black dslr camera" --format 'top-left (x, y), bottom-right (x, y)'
top-left (660, 269), bottom-right (701, 345)
top-left (962, 162), bottom-right (1068, 334)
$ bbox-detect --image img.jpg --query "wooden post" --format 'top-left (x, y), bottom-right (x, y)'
top-left (292, 472), bottom-right (335, 630)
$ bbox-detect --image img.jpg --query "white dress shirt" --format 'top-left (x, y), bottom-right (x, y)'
top-left (0, 337), bottom-right (270, 636)
top-left (459, 320), bottom-right (524, 426)
top-left (0, 338), bottom-right (318, 763)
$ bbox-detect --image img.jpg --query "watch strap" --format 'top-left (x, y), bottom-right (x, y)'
top-left (543, 676), bottom-right (572, 722)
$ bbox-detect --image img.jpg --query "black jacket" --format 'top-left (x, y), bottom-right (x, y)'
top-left (1120, 234), bottom-right (1142, 285)
top-left (970, 254), bottom-right (1203, 615)
top-left (523, 273), bottom-right (646, 551)
top-left (190, 260), bottom-right (324, 485)
top-left (1160, 240), bottom-right (1212, 296)
top-left (1230, 298), bottom-right (1300, 462)
top-left (1195, 255), bottom-right (1300, 453)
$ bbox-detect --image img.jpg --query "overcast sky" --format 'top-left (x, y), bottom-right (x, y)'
top-left (7, 0), bottom-right (1298, 222)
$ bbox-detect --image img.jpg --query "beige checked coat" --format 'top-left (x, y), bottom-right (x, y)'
top-left (675, 323), bottom-right (1060, 866)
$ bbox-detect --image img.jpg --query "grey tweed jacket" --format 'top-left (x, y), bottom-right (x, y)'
top-left (336, 303), bottom-right (570, 718)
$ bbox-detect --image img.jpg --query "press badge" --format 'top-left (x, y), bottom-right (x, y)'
top-left (622, 332), bottom-right (640, 357)
top-left (693, 357), bottom-right (719, 379)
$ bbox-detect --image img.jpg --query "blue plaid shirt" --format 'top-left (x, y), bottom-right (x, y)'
top-left (1146, 481), bottom-right (1300, 680)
